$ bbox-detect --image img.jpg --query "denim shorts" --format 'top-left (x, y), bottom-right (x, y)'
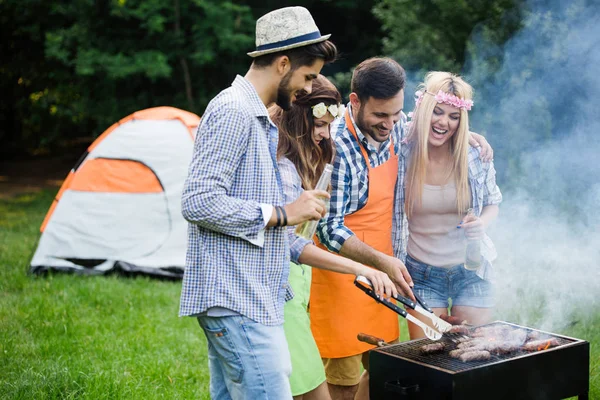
top-left (405, 255), bottom-right (495, 309)
top-left (198, 315), bottom-right (293, 399)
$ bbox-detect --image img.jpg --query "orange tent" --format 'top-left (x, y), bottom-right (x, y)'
top-left (30, 106), bottom-right (200, 278)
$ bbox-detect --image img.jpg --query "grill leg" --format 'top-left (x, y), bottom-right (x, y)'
top-left (578, 393), bottom-right (588, 400)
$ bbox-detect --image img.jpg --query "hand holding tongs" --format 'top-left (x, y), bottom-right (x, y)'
top-left (354, 276), bottom-right (448, 341)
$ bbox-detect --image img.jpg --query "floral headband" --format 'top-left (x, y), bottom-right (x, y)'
top-left (414, 90), bottom-right (473, 111)
top-left (312, 102), bottom-right (340, 119)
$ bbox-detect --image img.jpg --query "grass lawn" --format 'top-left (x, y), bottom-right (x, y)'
top-left (1, 190), bottom-right (598, 399)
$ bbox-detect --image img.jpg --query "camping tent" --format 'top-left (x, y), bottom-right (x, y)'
top-left (30, 106), bottom-right (200, 278)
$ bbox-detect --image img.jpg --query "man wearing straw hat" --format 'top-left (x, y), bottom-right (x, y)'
top-left (179, 6), bottom-right (337, 399)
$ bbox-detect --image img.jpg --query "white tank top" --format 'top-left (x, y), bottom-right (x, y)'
top-left (407, 183), bottom-right (466, 268)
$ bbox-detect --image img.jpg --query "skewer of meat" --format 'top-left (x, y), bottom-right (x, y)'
top-left (419, 342), bottom-right (446, 354)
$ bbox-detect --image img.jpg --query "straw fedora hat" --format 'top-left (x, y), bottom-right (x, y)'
top-left (248, 6), bottom-right (331, 58)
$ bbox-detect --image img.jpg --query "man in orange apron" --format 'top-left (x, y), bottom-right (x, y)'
top-left (313, 57), bottom-right (414, 400)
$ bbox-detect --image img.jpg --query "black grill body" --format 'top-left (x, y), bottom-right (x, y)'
top-left (369, 321), bottom-right (589, 400)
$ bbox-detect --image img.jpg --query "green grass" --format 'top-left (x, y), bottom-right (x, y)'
top-left (0, 190), bottom-right (209, 399)
top-left (0, 190), bottom-right (598, 399)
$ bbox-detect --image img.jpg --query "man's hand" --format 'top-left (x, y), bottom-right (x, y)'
top-left (356, 266), bottom-right (398, 299)
top-left (375, 255), bottom-right (415, 300)
top-left (283, 190), bottom-right (329, 226)
top-left (468, 132), bottom-right (493, 162)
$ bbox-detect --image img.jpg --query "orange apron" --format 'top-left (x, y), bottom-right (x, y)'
top-left (310, 110), bottom-right (400, 358)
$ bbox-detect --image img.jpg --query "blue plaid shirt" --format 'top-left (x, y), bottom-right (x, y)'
top-left (317, 103), bottom-right (407, 253)
top-left (393, 145), bottom-right (503, 281)
top-left (179, 75), bottom-right (294, 325)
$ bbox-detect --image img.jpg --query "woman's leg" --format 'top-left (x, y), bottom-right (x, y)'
top-left (450, 267), bottom-right (495, 325)
top-left (404, 256), bottom-right (451, 339)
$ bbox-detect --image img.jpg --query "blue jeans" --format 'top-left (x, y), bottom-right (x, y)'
top-left (197, 315), bottom-right (293, 400)
top-left (405, 255), bottom-right (495, 309)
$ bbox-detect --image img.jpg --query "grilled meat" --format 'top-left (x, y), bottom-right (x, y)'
top-left (419, 342), bottom-right (447, 354)
top-left (449, 348), bottom-right (471, 358)
top-left (459, 350), bottom-right (491, 362)
top-left (523, 338), bottom-right (560, 351)
top-left (447, 325), bottom-right (471, 335)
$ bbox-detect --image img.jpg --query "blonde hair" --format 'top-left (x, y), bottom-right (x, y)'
top-left (405, 71), bottom-right (473, 219)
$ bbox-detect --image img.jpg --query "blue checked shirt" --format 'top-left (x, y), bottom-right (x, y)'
top-left (317, 103), bottom-right (407, 253)
top-left (179, 75), bottom-right (296, 325)
top-left (393, 145), bottom-right (503, 281)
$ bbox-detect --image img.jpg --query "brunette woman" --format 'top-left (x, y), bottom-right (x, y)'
top-left (269, 75), bottom-right (396, 400)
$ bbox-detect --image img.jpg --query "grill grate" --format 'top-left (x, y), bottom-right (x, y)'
top-left (379, 322), bottom-right (576, 373)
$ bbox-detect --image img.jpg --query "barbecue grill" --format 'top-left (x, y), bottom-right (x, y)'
top-left (369, 321), bottom-right (589, 399)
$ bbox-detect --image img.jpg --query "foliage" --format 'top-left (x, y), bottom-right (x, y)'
top-left (373, 0), bottom-right (523, 73)
top-left (0, 0), bottom-right (255, 155)
top-left (0, 0), bottom-right (386, 157)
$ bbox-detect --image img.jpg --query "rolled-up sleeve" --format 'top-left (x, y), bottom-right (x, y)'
top-left (317, 151), bottom-right (355, 253)
top-left (181, 105), bottom-right (265, 240)
top-left (278, 157), bottom-right (311, 262)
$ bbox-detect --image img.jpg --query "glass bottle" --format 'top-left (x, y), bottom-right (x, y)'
top-left (295, 164), bottom-right (333, 240)
top-left (464, 208), bottom-right (482, 271)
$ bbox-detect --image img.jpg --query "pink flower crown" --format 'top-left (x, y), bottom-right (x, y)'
top-left (414, 90), bottom-right (473, 111)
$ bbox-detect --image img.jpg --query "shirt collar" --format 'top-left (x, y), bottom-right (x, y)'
top-left (346, 102), bottom-right (392, 151)
top-left (232, 75), bottom-right (269, 118)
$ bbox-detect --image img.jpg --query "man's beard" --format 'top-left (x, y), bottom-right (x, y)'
top-left (356, 105), bottom-right (388, 143)
top-left (276, 71), bottom-right (293, 111)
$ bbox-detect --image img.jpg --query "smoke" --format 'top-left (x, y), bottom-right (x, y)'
top-left (464, 0), bottom-right (600, 332)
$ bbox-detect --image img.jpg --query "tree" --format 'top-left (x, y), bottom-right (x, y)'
top-left (373, 0), bottom-right (522, 73)
top-left (0, 0), bottom-right (255, 155)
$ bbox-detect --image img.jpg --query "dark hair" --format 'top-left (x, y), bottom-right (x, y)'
top-left (351, 57), bottom-right (406, 102)
top-left (270, 75), bottom-right (341, 189)
top-left (252, 40), bottom-right (338, 70)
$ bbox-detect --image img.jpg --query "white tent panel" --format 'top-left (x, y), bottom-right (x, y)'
top-left (32, 191), bottom-right (170, 262)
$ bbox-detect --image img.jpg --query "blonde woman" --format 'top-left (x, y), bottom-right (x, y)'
top-left (400, 72), bottom-right (502, 338)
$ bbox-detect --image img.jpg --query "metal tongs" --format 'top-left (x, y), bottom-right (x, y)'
top-left (354, 275), bottom-right (451, 341)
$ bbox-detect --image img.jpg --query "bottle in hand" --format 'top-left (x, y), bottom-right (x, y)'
top-left (464, 208), bottom-right (482, 271)
top-left (295, 164), bottom-right (333, 240)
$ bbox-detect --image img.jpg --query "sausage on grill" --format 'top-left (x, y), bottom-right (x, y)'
top-left (459, 350), bottom-right (491, 362)
top-left (522, 338), bottom-right (560, 351)
top-left (447, 325), bottom-right (471, 335)
top-left (419, 342), bottom-right (447, 354)
top-left (449, 348), bottom-right (471, 358)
